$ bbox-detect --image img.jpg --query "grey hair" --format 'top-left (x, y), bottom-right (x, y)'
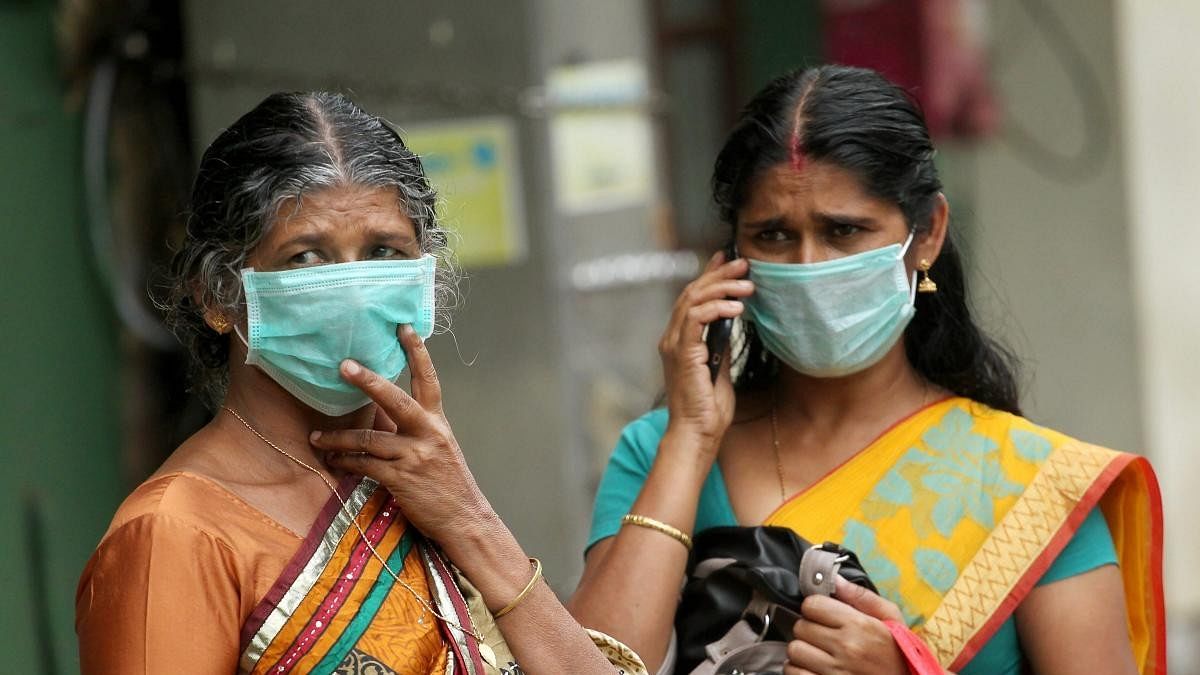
top-left (162, 91), bottom-right (461, 408)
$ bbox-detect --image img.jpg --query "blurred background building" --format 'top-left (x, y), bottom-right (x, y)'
top-left (2, 0), bottom-right (1196, 671)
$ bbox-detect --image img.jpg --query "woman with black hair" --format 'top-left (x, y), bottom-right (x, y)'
top-left (570, 66), bottom-right (1163, 675)
top-left (76, 92), bottom-right (646, 675)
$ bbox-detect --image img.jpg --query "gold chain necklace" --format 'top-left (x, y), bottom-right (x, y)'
top-left (221, 406), bottom-right (486, 643)
top-left (769, 388), bottom-right (788, 504)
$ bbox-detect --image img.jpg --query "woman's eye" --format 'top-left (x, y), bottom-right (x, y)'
top-left (830, 223), bottom-right (861, 238)
top-left (290, 250), bottom-right (323, 265)
top-left (370, 245), bottom-right (400, 258)
top-left (756, 229), bottom-right (790, 242)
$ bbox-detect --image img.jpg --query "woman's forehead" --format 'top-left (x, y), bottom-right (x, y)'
top-left (740, 161), bottom-right (883, 218)
top-left (267, 185), bottom-right (415, 239)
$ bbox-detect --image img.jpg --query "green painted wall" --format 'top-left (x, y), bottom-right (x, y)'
top-left (0, 2), bottom-right (124, 671)
top-left (738, 0), bottom-right (822, 98)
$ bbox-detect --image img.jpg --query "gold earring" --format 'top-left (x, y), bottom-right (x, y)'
top-left (205, 311), bottom-right (232, 334)
top-left (917, 259), bottom-right (938, 294)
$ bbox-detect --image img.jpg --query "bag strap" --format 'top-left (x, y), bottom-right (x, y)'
top-left (687, 619), bottom-right (760, 675)
top-left (691, 556), bottom-right (738, 579)
top-left (798, 546), bottom-right (844, 596)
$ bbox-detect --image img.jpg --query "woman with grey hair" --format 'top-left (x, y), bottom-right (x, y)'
top-left (76, 92), bottom-right (646, 675)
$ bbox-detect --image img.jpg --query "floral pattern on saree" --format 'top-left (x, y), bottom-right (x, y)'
top-left (763, 398), bottom-right (1164, 672)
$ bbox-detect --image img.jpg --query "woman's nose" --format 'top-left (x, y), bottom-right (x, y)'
top-left (332, 247), bottom-right (365, 264)
top-left (792, 238), bottom-right (828, 265)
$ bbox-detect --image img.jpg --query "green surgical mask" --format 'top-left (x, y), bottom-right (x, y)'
top-left (746, 234), bottom-right (916, 378)
top-left (237, 256), bottom-right (436, 415)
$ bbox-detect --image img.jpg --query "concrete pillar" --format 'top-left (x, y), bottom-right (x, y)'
top-left (1115, 0), bottom-right (1200, 665)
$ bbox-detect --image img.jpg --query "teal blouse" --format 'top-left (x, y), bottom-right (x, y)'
top-left (588, 409), bottom-right (1118, 674)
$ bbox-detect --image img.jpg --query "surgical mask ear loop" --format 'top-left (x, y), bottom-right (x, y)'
top-left (900, 232), bottom-right (918, 304)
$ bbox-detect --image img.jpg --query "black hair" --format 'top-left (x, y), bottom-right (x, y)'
top-left (712, 65), bottom-right (1021, 415)
top-left (163, 91), bottom-right (458, 407)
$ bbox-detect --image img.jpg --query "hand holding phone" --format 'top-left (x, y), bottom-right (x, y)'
top-left (705, 244), bottom-right (740, 383)
top-left (658, 243), bottom-right (750, 455)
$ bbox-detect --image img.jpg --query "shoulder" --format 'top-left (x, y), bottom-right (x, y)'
top-left (88, 474), bottom-right (243, 568)
top-left (952, 399), bottom-right (1146, 504)
top-left (956, 398), bottom-right (1113, 445)
top-left (1038, 506), bottom-right (1117, 585)
top-left (621, 407), bottom-right (670, 438)
top-left (952, 399), bottom-right (1113, 458)
top-left (590, 409), bottom-right (670, 529)
top-left (76, 475), bottom-right (256, 673)
top-left (611, 408), bottom-right (670, 468)
top-left (105, 472), bottom-right (221, 527)
top-left (96, 472), bottom-right (299, 559)
top-left (77, 472), bottom-right (297, 621)
top-left (106, 473), bottom-right (231, 533)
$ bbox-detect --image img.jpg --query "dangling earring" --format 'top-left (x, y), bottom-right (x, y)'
top-left (204, 310), bottom-right (232, 334)
top-left (917, 259), bottom-right (938, 294)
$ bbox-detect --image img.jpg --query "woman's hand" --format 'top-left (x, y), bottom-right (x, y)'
top-left (785, 577), bottom-right (910, 675)
top-left (659, 251), bottom-right (753, 455)
top-left (310, 325), bottom-right (494, 546)
top-left (312, 327), bottom-right (644, 675)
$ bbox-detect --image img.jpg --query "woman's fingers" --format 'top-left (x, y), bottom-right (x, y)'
top-left (704, 249), bottom-right (725, 272)
top-left (785, 638), bottom-right (835, 672)
top-left (672, 268), bottom-right (753, 318)
top-left (338, 359), bottom-right (423, 428)
top-left (695, 253), bottom-right (752, 295)
top-left (667, 259), bottom-right (750, 320)
top-left (310, 428), bottom-right (411, 460)
top-left (792, 615), bottom-right (840, 650)
top-left (680, 299), bottom-right (745, 345)
top-left (398, 324), bottom-right (442, 411)
top-left (687, 278), bottom-right (755, 304)
top-left (323, 450), bottom-right (390, 479)
top-left (800, 593), bottom-right (854, 629)
top-left (663, 263), bottom-right (752, 349)
top-left (372, 407), bottom-right (398, 434)
top-left (834, 576), bottom-right (905, 622)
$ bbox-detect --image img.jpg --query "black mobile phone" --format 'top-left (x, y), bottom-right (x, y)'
top-left (705, 243), bottom-right (739, 383)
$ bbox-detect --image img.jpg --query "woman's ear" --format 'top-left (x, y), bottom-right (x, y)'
top-left (203, 308), bottom-right (232, 334)
top-left (191, 280), bottom-right (233, 334)
top-left (913, 193), bottom-right (949, 267)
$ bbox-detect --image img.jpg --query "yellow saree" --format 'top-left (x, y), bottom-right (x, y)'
top-left (764, 398), bottom-right (1165, 673)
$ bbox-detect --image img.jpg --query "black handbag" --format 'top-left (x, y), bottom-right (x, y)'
top-left (672, 526), bottom-right (878, 675)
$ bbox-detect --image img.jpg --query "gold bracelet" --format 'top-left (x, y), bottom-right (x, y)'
top-left (493, 557), bottom-right (543, 620)
top-left (621, 513), bottom-right (693, 551)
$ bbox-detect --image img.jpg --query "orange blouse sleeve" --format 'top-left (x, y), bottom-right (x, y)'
top-left (76, 512), bottom-right (243, 674)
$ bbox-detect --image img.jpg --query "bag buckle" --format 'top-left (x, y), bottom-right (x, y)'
top-left (756, 612), bottom-right (771, 641)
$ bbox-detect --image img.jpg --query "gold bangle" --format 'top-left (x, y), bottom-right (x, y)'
top-left (493, 557), bottom-right (542, 620)
top-left (621, 513), bottom-right (693, 551)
